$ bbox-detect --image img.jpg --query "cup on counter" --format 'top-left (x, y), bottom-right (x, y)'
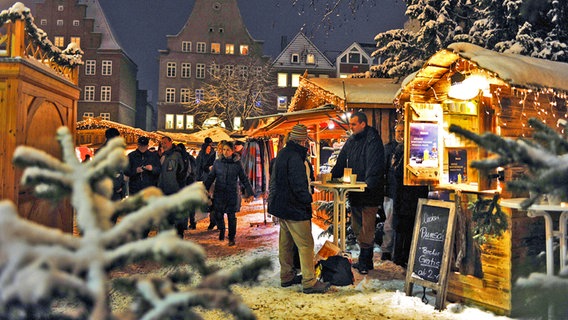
top-left (320, 173), bottom-right (332, 182)
top-left (343, 168), bottom-right (352, 183)
top-left (350, 174), bottom-right (357, 183)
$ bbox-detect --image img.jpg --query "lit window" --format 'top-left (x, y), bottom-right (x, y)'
top-left (40, 19), bottom-right (47, 25)
top-left (195, 89), bottom-right (204, 103)
top-left (277, 96), bottom-right (288, 110)
top-left (166, 62), bottom-right (177, 78)
top-left (211, 43), bottom-right (221, 54)
top-left (166, 88), bottom-right (176, 103)
top-left (85, 60), bottom-right (96, 75)
top-left (84, 86), bottom-right (95, 101)
top-left (165, 114), bottom-right (174, 129)
top-left (100, 113), bottom-right (110, 121)
top-left (225, 44), bottom-right (234, 54)
top-left (102, 60), bottom-right (112, 76)
top-left (181, 63), bottom-right (191, 78)
top-left (186, 115), bottom-right (194, 129)
top-left (277, 73), bottom-right (287, 87)
top-left (224, 65), bottom-right (234, 76)
top-left (182, 41), bottom-right (191, 52)
top-left (196, 42), bottom-right (206, 53)
top-left (54, 36), bottom-right (64, 47)
top-left (306, 53), bottom-right (315, 64)
top-left (196, 63), bottom-right (205, 79)
top-left (176, 114), bottom-right (184, 129)
top-left (83, 112), bottom-right (94, 118)
top-left (70, 37), bottom-right (80, 47)
top-left (291, 74), bottom-right (301, 87)
top-left (73, 20), bottom-right (80, 26)
top-left (210, 64), bottom-right (220, 77)
top-left (240, 45), bottom-right (249, 55)
top-left (180, 88), bottom-right (190, 103)
top-left (291, 54), bottom-right (299, 64)
top-left (101, 86), bottom-right (111, 102)
top-left (57, 5), bottom-right (64, 11)
top-left (57, 20), bottom-right (63, 26)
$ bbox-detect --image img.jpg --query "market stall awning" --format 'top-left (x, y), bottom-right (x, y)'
top-left (289, 77), bottom-right (401, 112)
top-left (76, 117), bottom-right (163, 148)
top-left (246, 105), bottom-right (348, 139)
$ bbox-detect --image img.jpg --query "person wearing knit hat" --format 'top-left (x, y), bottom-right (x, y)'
top-left (268, 123), bottom-right (331, 294)
top-left (288, 124), bottom-right (309, 142)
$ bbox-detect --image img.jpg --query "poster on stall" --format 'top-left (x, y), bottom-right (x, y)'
top-left (448, 149), bottom-right (467, 183)
top-left (409, 123), bottom-right (439, 168)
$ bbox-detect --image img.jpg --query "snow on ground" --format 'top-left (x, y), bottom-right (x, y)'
top-left (108, 199), bottom-right (513, 320)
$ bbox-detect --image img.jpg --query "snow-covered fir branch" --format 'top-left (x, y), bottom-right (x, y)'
top-left (0, 126), bottom-right (272, 319)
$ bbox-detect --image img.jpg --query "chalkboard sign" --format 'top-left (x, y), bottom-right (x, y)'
top-left (405, 198), bottom-right (456, 311)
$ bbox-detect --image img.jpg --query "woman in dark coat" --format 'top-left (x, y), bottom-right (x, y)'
top-left (204, 141), bottom-right (254, 246)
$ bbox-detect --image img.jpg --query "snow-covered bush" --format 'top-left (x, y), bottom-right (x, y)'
top-left (0, 126), bottom-right (271, 319)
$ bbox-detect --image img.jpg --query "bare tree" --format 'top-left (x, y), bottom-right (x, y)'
top-left (183, 58), bottom-right (275, 130)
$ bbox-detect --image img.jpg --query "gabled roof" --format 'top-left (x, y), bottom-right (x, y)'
top-left (271, 31), bottom-right (334, 71)
top-left (80, 0), bottom-right (123, 51)
top-left (289, 77), bottom-right (400, 111)
top-left (338, 42), bottom-right (376, 60)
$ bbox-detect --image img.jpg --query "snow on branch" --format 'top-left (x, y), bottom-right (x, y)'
top-left (0, 126), bottom-right (272, 319)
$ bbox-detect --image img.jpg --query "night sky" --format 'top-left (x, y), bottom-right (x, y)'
top-left (1, 0), bottom-right (407, 103)
top-left (97, 0), bottom-right (407, 103)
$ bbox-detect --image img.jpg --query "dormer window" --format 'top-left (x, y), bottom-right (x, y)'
top-left (291, 54), bottom-right (300, 64)
top-left (306, 53), bottom-right (315, 64)
top-left (209, 27), bottom-right (214, 33)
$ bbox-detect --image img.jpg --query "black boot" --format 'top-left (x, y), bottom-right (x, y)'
top-left (227, 214), bottom-right (237, 244)
top-left (365, 247), bottom-right (375, 271)
top-left (219, 229), bottom-right (225, 241)
top-left (353, 248), bottom-right (370, 275)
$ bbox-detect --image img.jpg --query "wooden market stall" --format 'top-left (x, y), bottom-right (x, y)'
top-left (0, 11), bottom-right (80, 232)
top-left (397, 42), bottom-right (568, 316)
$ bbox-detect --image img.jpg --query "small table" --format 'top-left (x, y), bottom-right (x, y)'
top-left (500, 198), bottom-right (568, 275)
top-left (311, 181), bottom-right (367, 252)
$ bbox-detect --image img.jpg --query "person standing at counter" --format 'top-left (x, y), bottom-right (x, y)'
top-left (388, 122), bottom-right (429, 268)
top-left (331, 112), bottom-right (385, 275)
top-left (380, 123), bottom-right (405, 261)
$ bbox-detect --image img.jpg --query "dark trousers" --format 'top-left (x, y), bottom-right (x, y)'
top-left (216, 211), bottom-right (237, 241)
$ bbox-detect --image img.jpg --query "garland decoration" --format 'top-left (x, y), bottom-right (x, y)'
top-left (468, 194), bottom-right (508, 244)
top-left (0, 2), bottom-right (83, 67)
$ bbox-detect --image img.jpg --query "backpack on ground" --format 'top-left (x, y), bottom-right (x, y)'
top-left (316, 255), bottom-right (354, 286)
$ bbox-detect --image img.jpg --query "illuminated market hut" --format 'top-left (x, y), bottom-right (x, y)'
top-left (396, 42), bottom-right (568, 316)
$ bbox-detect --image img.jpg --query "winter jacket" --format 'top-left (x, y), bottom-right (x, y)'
top-left (331, 126), bottom-right (385, 207)
top-left (158, 147), bottom-right (184, 195)
top-left (125, 149), bottom-right (161, 194)
top-left (195, 144), bottom-right (216, 181)
top-left (384, 140), bottom-right (400, 199)
top-left (268, 141), bottom-right (314, 221)
top-left (204, 153), bottom-right (253, 213)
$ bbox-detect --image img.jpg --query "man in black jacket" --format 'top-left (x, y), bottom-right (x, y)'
top-left (125, 136), bottom-right (161, 195)
top-left (268, 124), bottom-right (331, 294)
top-left (331, 112), bottom-right (385, 274)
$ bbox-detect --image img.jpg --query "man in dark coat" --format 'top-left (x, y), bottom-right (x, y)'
top-left (125, 136), bottom-right (161, 195)
top-left (158, 136), bottom-right (186, 237)
top-left (268, 124), bottom-right (331, 294)
top-left (204, 141), bottom-right (254, 246)
top-left (196, 137), bottom-right (217, 229)
top-left (331, 111), bottom-right (385, 274)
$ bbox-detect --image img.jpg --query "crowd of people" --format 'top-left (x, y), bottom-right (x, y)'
top-left (99, 128), bottom-right (254, 246)
top-left (98, 112), bottom-right (425, 295)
